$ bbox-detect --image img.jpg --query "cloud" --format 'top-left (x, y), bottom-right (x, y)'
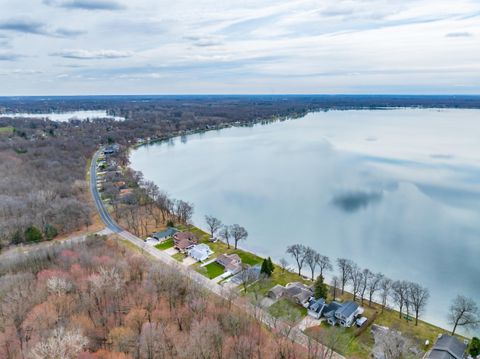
top-left (184, 35), bottom-right (223, 47)
top-left (0, 52), bottom-right (22, 61)
top-left (0, 18), bottom-right (83, 38)
top-left (0, 19), bottom-right (47, 35)
top-left (445, 31), bottom-right (473, 37)
top-left (332, 190), bottom-right (383, 212)
top-left (51, 49), bottom-right (133, 59)
top-left (44, 0), bottom-right (125, 10)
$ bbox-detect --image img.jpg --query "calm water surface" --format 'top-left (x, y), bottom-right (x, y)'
top-left (131, 109), bottom-right (480, 331)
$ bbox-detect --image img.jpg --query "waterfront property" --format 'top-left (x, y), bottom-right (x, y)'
top-left (307, 297), bottom-right (327, 319)
top-left (188, 243), bottom-right (213, 262)
top-left (173, 231), bottom-right (198, 252)
top-left (216, 253), bottom-right (243, 276)
top-left (325, 300), bottom-right (364, 327)
top-left (152, 227), bottom-right (178, 241)
top-left (426, 334), bottom-right (468, 359)
top-left (267, 282), bottom-right (313, 307)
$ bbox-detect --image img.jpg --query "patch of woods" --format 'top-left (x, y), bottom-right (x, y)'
top-left (0, 236), bottom-right (315, 359)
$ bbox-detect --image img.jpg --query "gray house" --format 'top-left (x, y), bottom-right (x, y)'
top-left (325, 301), bottom-right (363, 327)
top-left (307, 298), bottom-right (326, 319)
top-left (152, 227), bottom-right (178, 241)
top-left (427, 335), bottom-right (468, 359)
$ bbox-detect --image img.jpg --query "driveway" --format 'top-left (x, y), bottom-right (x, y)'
top-left (164, 247), bottom-right (178, 256)
top-left (182, 256), bottom-right (197, 266)
top-left (297, 316), bottom-right (322, 331)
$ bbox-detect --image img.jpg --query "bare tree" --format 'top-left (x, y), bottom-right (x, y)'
top-left (336, 258), bottom-right (354, 295)
top-left (331, 276), bottom-right (339, 300)
top-left (316, 254), bottom-right (333, 277)
top-left (408, 282), bottom-right (429, 326)
top-left (304, 247), bottom-right (320, 280)
top-left (230, 224), bottom-right (248, 250)
top-left (448, 295), bottom-right (479, 335)
top-left (350, 264), bottom-right (363, 302)
top-left (380, 277), bottom-right (392, 312)
top-left (219, 225), bottom-right (231, 249)
top-left (286, 244), bottom-right (307, 276)
top-left (239, 265), bottom-right (257, 293)
top-left (367, 272), bottom-right (384, 307)
top-left (205, 215), bottom-right (222, 239)
top-left (174, 200), bottom-right (194, 224)
top-left (30, 327), bottom-right (88, 359)
top-left (391, 281), bottom-right (409, 319)
top-left (359, 268), bottom-right (372, 305)
top-left (375, 328), bottom-right (412, 359)
top-left (279, 258), bottom-right (289, 273)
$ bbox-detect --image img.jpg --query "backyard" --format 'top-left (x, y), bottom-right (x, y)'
top-left (202, 261), bottom-right (225, 279)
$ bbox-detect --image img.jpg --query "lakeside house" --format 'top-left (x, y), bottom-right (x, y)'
top-left (152, 227), bottom-right (178, 241)
top-left (216, 253), bottom-right (242, 276)
top-left (173, 232), bottom-right (198, 252)
top-left (267, 282), bottom-right (313, 307)
top-left (324, 300), bottom-right (363, 327)
top-left (307, 297), bottom-right (327, 319)
top-left (426, 334), bottom-right (468, 359)
top-left (188, 243), bottom-right (213, 262)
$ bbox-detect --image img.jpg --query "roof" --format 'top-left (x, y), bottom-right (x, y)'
top-left (269, 284), bottom-right (285, 297)
top-left (428, 335), bottom-right (467, 359)
top-left (335, 301), bottom-right (360, 319)
top-left (188, 244), bottom-right (212, 260)
top-left (309, 298), bottom-right (326, 313)
top-left (323, 301), bottom-right (342, 318)
top-left (174, 232), bottom-right (197, 242)
top-left (216, 253), bottom-right (241, 267)
top-left (175, 238), bottom-right (196, 251)
top-left (153, 227), bottom-right (178, 239)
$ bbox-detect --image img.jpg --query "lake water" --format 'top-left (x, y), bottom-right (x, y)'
top-left (1, 110), bottom-right (125, 122)
top-left (130, 108), bottom-right (480, 332)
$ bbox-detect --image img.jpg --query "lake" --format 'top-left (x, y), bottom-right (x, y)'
top-left (130, 108), bottom-right (480, 331)
top-left (1, 110), bottom-right (125, 122)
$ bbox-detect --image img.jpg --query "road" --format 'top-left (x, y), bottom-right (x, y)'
top-left (89, 148), bottom-right (343, 357)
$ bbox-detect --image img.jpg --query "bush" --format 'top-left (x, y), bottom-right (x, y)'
top-left (470, 337), bottom-right (480, 357)
top-left (25, 226), bottom-right (43, 243)
top-left (44, 225), bottom-right (58, 241)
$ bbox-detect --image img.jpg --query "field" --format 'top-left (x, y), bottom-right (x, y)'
top-left (0, 126), bottom-right (14, 134)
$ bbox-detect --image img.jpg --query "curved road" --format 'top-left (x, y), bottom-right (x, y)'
top-left (89, 148), bottom-right (343, 357)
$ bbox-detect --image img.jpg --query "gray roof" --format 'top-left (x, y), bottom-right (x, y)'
top-left (323, 301), bottom-right (342, 318)
top-left (153, 227), bottom-right (178, 239)
top-left (335, 301), bottom-right (359, 319)
top-left (428, 335), bottom-right (467, 359)
top-left (309, 298), bottom-right (326, 313)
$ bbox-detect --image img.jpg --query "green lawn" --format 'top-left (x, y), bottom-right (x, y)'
top-left (268, 298), bottom-right (307, 320)
top-left (202, 262), bottom-right (225, 279)
top-left (154, 238), bottom-right (174, 250)
top-left (0, 126), bottom-right (14, 134)
top-left (231, 249), bottom-right (262, 266)
top-left (172, 252), bottom-right (185, 262)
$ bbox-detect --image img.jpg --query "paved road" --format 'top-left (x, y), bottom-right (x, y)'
top-left (89, 148), bottom-right (343, 357)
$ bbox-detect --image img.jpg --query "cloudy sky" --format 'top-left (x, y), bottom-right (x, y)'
top-left (0, 0), bottom-right (479, 95)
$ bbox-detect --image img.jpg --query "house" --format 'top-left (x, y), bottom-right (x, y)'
top-left (325, 301), bottom-right (363, 327)
top-left (216, 253), bottom-right (242, 275)
top-left (188, 244), bottom-right (213, 262)
top-left (267, 282), bottom-right (313, 307)
top-left (152, 227), bottom-right (178, 241)
top-left (307, 297), bottom-right (327, 319)
top-left (426, 335), bottom-right (468, 359)
top-left (103, 144), bottom-right (119, 155)
top-left (173, 232), bottom-right (198, 252)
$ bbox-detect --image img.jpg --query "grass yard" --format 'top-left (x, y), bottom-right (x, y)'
top-left (172, 252), bottom-right (185, 262)
top-left (154, 238), bottom-right (174, 250)
top-left (0, 126), bottom-right (14, 134)
top-left (202, 262), bottom-right (225, 279)
top-left (231, 249), bottom-right (262, 266)
top-left (268, 298), bottom-right (307, 320)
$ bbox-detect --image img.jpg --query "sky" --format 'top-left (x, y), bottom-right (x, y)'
top-left (0, 0), bottom-right (479, 95)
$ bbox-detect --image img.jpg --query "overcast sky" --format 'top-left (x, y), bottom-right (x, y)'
top-left (0, 0), bottom-right (479, 95)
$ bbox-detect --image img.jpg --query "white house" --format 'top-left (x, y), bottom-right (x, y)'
top-left (188, 243), bottom-right (213, 262)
